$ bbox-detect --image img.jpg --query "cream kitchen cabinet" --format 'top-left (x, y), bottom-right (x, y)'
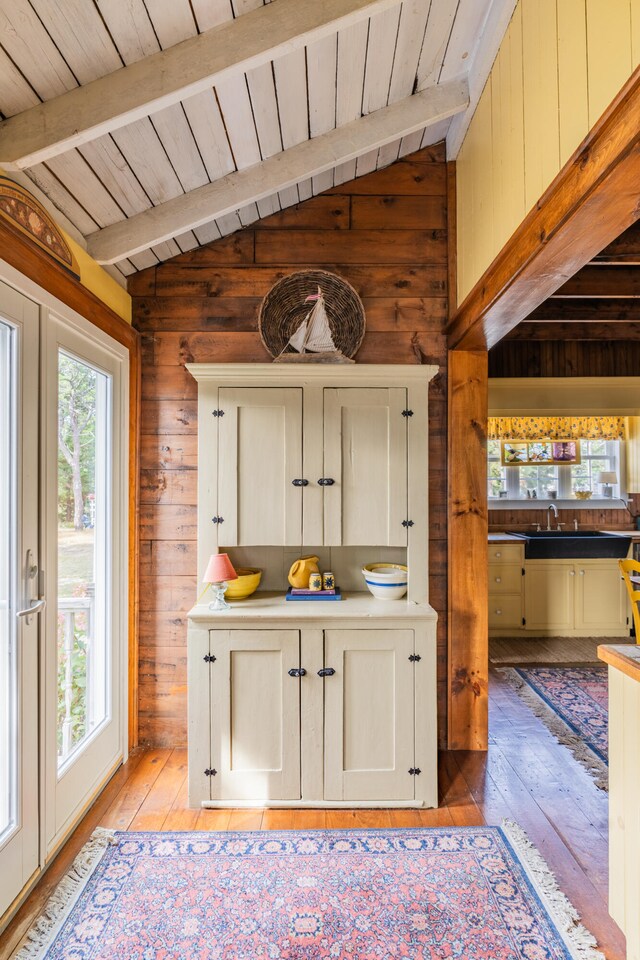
top-left (187, 364), bottom-right (438, 808)
top-left (187, 603), bottom-right (438, 809)
top-left (523, 559), bottom-right (629, 637)
top-left (189, 365), bottom-right (425, 558)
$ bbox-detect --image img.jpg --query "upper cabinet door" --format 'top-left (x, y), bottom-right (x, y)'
top-left (323, 388), bottom-right (408, 546)
top-left (218, 388), bottom-right (303, 545)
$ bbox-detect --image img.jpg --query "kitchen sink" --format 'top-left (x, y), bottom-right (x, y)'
top-left (507, 530), bottom-right (631, 559)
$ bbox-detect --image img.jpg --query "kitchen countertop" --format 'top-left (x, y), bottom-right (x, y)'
top-left (598, 643), bottom-right (640, 682)
top-left (488, 533), bottom-right (524, 543)
top-left (187, 592), bottom-right (438, 622)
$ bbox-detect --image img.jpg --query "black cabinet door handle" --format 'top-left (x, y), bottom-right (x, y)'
top-left (291, 479), bottom-right (309, 487)
top-left (318, 667), bottom-right (335, 677)
top-left (318, 478), bottom-right (335, 486)
top-left (288, 667), bottom-right (307, 678)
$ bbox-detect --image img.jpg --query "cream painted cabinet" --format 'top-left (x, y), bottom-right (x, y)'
top-left (323, 388), bottom-right (408, 546)
top-left (323, 629), bottom-right (415, 801)
top-left (207, 629), bottom-right (301, 801)
top-left (524, 562), bottom-right (575, 633)
top-left (188, 614), bottom-right (438, 809)
top-left (575, 563), bottom-right (628, 634)
top-left (217, 387), bottom-right (303, 545)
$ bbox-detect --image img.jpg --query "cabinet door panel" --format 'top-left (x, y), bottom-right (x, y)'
top-left (218, 388), bottom-right (302, 545)
top-left (575, 563), bottom-right (629, 633)
top-left (524, 563), bottom-right (574, 632)
top-left (323, 388), bottom-right (407, 546)
top-left (210, 630), bottom-right (301, 801)
top-left (324, 629), bottom-right (415, 801)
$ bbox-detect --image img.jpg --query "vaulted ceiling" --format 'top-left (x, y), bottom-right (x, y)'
top-left (0, 0), bottom-right (515, 282)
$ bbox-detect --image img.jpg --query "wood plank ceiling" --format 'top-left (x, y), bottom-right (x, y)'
top-left (0, 0), bottom-right (506, 281)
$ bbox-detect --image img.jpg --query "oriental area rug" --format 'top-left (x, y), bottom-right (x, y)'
top-left (501, 665), bottom-right (608, 790)
top-left (15, 825), bottom-right (604, 960)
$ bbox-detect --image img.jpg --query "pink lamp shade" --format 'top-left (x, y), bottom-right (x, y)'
top-left (203, 553), bottom-right (238, 584)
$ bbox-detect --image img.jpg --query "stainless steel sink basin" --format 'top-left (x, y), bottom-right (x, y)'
top-left (507, 530), bottom-right (631, 559)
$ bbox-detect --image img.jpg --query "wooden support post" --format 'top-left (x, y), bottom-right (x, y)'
top-left (448, 349), bottom-right (488, 750)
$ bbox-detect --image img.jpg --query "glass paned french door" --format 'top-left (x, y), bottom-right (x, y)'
top-left (0, 271), bottom-right (128, 917)
top-left (44, 315), bottom-right (126, 851)
top-left (0, 285), bottom-right (40, 919)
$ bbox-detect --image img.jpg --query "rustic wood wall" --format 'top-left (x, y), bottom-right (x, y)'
top-left (130, 145), bottom-right (450, 747)
top-left (488, 336), bottom-right (639, 533)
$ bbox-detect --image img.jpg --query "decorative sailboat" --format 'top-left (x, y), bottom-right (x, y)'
top-left (275, 287), bottom-right (354, 363)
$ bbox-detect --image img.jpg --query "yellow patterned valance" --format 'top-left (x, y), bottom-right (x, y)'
top-left (488, 417), bottom-right (626, 441)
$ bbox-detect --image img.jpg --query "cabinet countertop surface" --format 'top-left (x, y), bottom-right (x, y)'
top-left (488, 533), bottom-right (524, 543)
top-left (598, 643), bottom-right (640, 682)
top-left (187, 593), bottom-right (438, 622)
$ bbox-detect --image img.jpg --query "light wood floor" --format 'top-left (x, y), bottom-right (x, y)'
top-left (0, 668), bottom-right (625, 960)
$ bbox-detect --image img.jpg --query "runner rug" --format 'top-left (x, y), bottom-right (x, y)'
top-left (15, 824), bottom-right (603, 959)
top-left (501, 665), bottom-right (608, 790)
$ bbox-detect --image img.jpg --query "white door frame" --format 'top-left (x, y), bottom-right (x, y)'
top-left (0, 259), bottom-right (129, 866)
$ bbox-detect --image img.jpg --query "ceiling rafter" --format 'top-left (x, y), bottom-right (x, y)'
top-left (0, 0), bottom-right (400, 171)
top-left (86, 78), bottom-right (469, 263)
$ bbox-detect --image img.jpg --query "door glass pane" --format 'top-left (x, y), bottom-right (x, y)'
top-left (0, 321), bottom-right (16, 839)
top-left (57, 351), bottom-right (111, 770)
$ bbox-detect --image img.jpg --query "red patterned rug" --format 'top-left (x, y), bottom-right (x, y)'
top-left (15, 825), bottom-right (603, 959)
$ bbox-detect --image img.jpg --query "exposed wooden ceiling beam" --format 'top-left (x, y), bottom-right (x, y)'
top-left (86, 79), bottom-right (469, 264)
top-left (525, 299), bottom-right (640, 322)
top-left (551, 265), bottom-right (640, 297)
top-left (0, 0), bottom-right (399, 171)
top-left (446, 70), bottom-right (640, 350)
top-left (505, 322), bottom-right (640, 340)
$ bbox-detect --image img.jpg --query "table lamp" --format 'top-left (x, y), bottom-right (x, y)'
top-left (597, 471), bottom-right (617, 498)
top-left (203, 553), bottom-right (238, 611)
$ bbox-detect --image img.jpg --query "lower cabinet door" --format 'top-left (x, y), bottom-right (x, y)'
top-left (524, 562), bottom-right (575, 633)
top-left (323, 629), bottom-right (415, 801)
top-left (209, 629), bottom-right (301, 801)
top-left (575, 563), bottom-right (629, 633)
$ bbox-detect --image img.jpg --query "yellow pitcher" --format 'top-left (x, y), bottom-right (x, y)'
top-left (288, 555), bottom-right (320, 589)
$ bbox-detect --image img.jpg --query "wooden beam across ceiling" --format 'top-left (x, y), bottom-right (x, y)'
top-left (86, 79), bottom-right (469, 263)
top-left (551, 265), bottom-right (640, 297)
top-left (0, 0), bottom-right (400, 171)
top-left (505, 322), bottom-right (640, 340)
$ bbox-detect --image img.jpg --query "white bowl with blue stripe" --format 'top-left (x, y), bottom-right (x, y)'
top-left (362, 563), bottom-right (408, 599)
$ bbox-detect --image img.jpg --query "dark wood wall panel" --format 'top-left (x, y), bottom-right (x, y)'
top-left (130, 145), bottom-right (451, 747)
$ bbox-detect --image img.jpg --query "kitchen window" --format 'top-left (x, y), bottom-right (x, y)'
top-left (488, 439), bottom-right (623, 503)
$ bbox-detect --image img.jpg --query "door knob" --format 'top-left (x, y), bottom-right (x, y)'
top-left (318, 667), bottom-right (335, 677)
top-left (291, 479), bottom-right (309, 486)
top-left (288, 667), bottom-right (307, 677)
top-left (318, 478), bottom-right (335, 486)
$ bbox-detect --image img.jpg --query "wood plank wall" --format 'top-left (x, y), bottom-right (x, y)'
top-left (488, 337), bottom-right (640, 533)
top-left (129, 145), bottom-right (450, 747)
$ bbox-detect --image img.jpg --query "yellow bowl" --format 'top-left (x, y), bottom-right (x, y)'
top-left (225, 568), bottom-right (262, 600)
top-left (574, 490), bottom-right (593, 500)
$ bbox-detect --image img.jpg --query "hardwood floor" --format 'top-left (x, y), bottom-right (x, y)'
top-left (0, 668), bottom-right (625, 959)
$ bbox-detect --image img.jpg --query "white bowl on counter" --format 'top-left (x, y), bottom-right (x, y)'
top-left (362, 563), bottom-right (408, 600)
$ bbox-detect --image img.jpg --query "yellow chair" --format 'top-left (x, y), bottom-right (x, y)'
top-left (619, 558), bottom-right (640, 642)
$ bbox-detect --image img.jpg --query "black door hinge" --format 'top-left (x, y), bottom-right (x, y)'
top-left (212, 410), bottom-right (224, 417)
top-left (402, 520), bottom-right (414, 528)
top-left (402, 409), bottom-right (414, 417)
top-left (204, 768), bottom-right (217, 777)
top-left (522, 617), bottom-right (526, 626)
top-left (409, 654), bottom-right (421, 662)
top-left (203, 654), bottom-right (216, 663)
top-left (211, 516), bottom-right (224, 524)
top-left (408, 767), bottom-right (421, 776)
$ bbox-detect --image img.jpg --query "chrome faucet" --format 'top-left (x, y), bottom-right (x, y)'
top-left (547, 503), bottom-right (559, 531)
